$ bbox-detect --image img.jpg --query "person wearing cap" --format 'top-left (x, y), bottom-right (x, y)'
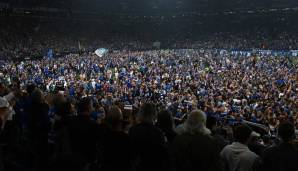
top-left (221, 125), bottom-right (261, 171)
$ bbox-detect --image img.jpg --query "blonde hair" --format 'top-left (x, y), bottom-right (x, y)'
top-left (184, 110), bottom-right (211, 135)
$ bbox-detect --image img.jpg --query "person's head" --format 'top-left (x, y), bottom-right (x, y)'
top-left (278, 121), bottom-right (295, 143)
top-left (233, 125), bottom-right (252, 145)
top-left (137, 102), bottom-right (156, 124)
top-left (53, 93), bottom-right (66, 107)
top-left (31, 88), bottom-right (44, 104)
top-left (92, 104), bottom-right (105, 122)
top-left (206, 116), bottom-right (217, 132)
top-left (77, 97), bottom-right (93, 116)
top-left (156, 110), bottom-right (174, 130)
top-left (105, 106), bottom-right (123, 130)
top-left (56, 100), bottom-right (73, 119)
top-left (26, 84), bottom-right (36, 95)
top-left (184, 110), bottom-right (210, 135)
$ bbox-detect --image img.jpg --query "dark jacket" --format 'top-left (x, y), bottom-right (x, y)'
top-left (262, 142), bottom-right (298, 171)
top-left (67, 115), bottom-right (101, 163)
top-left (99, 127), bottom-right (132, 171)
top-left (170, 132), bottom-right (223, 171)
top-left (129, 122), bottom-right (168, 171)
top-left (157, 126), bottom-right (177, 144)
top-left (25, 102), bottom-right (50, 169)
top-left (27, 102), bottom-right (50, 140)
top-left (249, 142), bottom-right (267, 156)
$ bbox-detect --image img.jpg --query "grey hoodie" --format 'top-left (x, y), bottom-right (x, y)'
top-left (221, 142), bottom-right (260, 171)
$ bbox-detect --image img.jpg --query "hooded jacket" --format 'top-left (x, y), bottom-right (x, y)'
top-left (221, 142), bottom-right (260, 171)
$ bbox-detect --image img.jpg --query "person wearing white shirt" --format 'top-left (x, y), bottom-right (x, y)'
top-left (221, 125), bottom-right (261, 171)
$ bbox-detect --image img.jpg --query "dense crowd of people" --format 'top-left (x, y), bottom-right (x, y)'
top-left (0, 48), bottom-right (297, 170)
top-left (1, 15), bottom-right (298, 60)
top-left (1, 29), bottom-right (298, 60)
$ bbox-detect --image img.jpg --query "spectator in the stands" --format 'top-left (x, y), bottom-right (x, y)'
top-left (248, 133), bottom-right (267, 156)
top-left (99, 106), bottom-right (132, 171)
top-left (156, 110), bottom-right (177, 144)
top-left (221, 125), bottom-right (261, 171)
top-left (262, 122), bottom-right (298, 171)
top-left (206, 116), bottom-right (229, 150)
top-left (129, 103), bottom-right (168, 171)
top-left (54, 100), bottom-right (74, 128)
top-left (53, 100), bottom-right (75, 156)
top-left (175, 109), bottom-right (211, 135)
top-left (26, 89), bottom-right (50, 170)
top-left (170, 110), bottom-right (222, 171)
top-left (67, 98), bottom-right (100, 166)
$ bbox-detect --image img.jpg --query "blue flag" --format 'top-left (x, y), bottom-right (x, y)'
top-left (47, 49), bottom-right (54, 60)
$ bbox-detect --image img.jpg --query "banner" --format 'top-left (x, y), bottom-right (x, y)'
top-left (230, 49), bottom-right (298, 57)
top-left (95, 48), bottom-right (108, 57)
top-left (47, 49), bottom-right (53, 60)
